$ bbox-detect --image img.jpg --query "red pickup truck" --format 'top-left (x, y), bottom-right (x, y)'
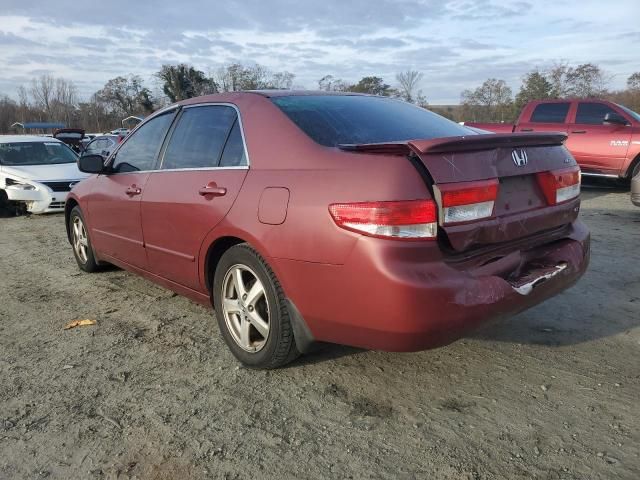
top-left (466, 99), bottom-right (640, 180)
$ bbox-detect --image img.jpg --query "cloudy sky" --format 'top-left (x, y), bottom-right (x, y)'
top-left (0, 0), bottom-right (638, 104)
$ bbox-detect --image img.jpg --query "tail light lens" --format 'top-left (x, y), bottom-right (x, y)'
top-left (329, 199), bottom-right (437, 240)
top-left (434, 179), bottom-right (499, 225)
top-left (536, 166), bottom-right (580, 205)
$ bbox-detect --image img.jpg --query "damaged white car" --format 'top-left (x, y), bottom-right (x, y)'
top-left (0, 136), bottom-right (88, 214)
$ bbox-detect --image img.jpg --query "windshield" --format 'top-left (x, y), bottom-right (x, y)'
top-left (616, 103), bottom-right (640, 122)
top-left (0, 141), bottom-right (78, 166)
top-left (272, 95), bottom-right (472, 147)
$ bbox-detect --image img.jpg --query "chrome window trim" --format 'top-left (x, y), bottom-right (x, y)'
top-left (107, 166), bottom-right (249, 175)
top-left (104, 102), bottom-right (251, 175)
top-left (158, 102), bottom-right (251, 172)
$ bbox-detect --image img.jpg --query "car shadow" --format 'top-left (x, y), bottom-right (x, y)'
top-left (580, 177), bottom-right (629, 201)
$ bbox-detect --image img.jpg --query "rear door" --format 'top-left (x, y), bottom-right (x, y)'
top-left (566, 101), bottom-right (631, 174)
top-left (140, 104), bottom-right (249, 291)
top-left (88, 110), bottom-right (177, 269)
top-left (515, 102), bottom-right (570, 134)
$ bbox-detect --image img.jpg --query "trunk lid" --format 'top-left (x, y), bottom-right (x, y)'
top-left (340, 133), bottom-right (580, 252)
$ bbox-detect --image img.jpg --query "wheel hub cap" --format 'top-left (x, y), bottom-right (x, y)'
top-left (221, 264), bottom-right (270, 353)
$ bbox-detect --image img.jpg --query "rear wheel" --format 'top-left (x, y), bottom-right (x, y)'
top-left (213, 244), bottom-right (299, 369)
top-left (69, 206), bottom-right (99, 272)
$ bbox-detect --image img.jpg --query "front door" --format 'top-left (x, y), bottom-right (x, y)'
top-left (566, 102), bottom-right (632, 174)
top-left (141, 105), bottom-right (249, 291)
top-left (88, 110), bottom-right (177, 269)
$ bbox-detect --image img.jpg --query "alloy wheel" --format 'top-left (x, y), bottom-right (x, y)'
top-left (72, 216), bottom-right (89, 264)
top-left (221, 264), bottom-right (271, 352)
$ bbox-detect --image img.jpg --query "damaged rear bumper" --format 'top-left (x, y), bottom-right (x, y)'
top-left (274, 220), bottom-right (590, 352)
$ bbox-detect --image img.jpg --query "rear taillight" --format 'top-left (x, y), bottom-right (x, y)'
top-left (536, 166), bottom-right (580, 205)
top-left (434, 179), bottom-right (499, 225)
top-left (329, 199), bottom-right (437, 240)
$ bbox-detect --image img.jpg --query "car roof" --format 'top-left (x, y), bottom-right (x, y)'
top-left (175, 90), bottom-right (368, 108)
top-left (0, 135), bottom-right (64, 144)
top-left (246, 90), bottom-right (367, 98)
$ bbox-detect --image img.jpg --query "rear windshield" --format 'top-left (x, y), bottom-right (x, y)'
top-left (271, 95), bottom-right (471, 147)
top-left (0, 141), bottom-right (78, 166)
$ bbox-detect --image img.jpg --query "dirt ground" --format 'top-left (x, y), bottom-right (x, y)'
top-left (0, 183), bottom-right (638, 480)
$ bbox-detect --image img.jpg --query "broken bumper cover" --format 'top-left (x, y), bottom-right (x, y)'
top-left (4, 183), bottom-right (69, 213)
top-left (275, 220), bottom-right (590, 352)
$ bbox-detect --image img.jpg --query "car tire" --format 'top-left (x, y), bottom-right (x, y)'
top-left (0, 190), bottom-right (11, 217)
top-left (213, 243), bottom-right (300, 369)
top-left (69, 206), bottom-right (100, 273)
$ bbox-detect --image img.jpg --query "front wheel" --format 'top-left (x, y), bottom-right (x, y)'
top-left (69, 206), bottom-right (99, 272)
top-left (213, 244), bottom-right (299, 369)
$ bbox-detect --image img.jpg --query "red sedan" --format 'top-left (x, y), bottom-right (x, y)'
top-left (68, 91), bottom-right (589, 368)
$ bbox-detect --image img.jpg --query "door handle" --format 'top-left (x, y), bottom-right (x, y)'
top-left (520, 128), bottom-right (534, 132)
top-left (125, 185), bottom-right (142, 196)
top-left (198, 183), bottom-right (227, 197)
top-left (571, 130), bottom-right (587, 134)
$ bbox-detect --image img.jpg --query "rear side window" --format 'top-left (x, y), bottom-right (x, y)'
top-left (219, 121), bottom-right (247, 167)
top-left (162, 106), bottom-right (237, 170)
top-left (530, 103), bottom-right (570, 123)
top-left (112, 111), bottom-right (176, 173)
top-left (575, 102), bottom-right (619, 125)
top-left (271, 95), bottom-right (470, 147)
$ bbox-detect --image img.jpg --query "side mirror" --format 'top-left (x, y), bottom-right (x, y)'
top-left (603, 112), bottom-right (629, 126)
top-left (78, 154), bottom-right (106, 174)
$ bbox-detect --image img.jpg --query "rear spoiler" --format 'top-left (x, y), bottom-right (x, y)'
top-left (339, 132), bottom-right (567, 155)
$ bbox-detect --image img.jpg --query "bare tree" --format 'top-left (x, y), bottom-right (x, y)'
top-left (461, 78), bottom-right (514, 122)
top-left (546, 62), bottom-right (609, 98)
top-left (96, 75), bottom-right (155, 116)
top-left (395, 70), bottom-right (424, 103)
top-left (52, 78), bottom-right (78, 125)
top-left (16, 86), bottom-right (30, 123)
top-left (30, 74), bottom-right (55, 118)
top-left (626, 72), bottom-right (640, 91)
top-left (317, 75), bottom-right (347, 92)
top-left (268, 71), bottom-right (295, 90)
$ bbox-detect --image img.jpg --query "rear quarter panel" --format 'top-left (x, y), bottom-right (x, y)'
top-left (196, 94), bottom-right (432, 288)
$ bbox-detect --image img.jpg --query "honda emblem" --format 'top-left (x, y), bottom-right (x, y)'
top-left (512, 149), bottom-right (528, 167)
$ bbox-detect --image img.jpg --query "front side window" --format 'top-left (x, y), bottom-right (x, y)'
top-left (530, 103), bottom-right (570, 123)
top-left (271, 95), bottom-right (470, 147)
top-left (162, 106), bottom-right (238, 170)
top-left (0, 141), bottom-right (77, 166)
top-left (576, 102), bottom-right (619, 125)
top-left (111, 111), bottom-right (176, 173)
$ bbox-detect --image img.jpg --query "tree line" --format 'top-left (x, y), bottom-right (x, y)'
top-left (458, 62), bottom-right (640, 123)
top-left (0, 63), bottom-right (429, 134)
top-left (1, 61), bottom-right (639, 133)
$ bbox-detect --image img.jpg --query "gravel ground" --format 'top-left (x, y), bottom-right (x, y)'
top-left (0, 183), bottom-right (638, 480)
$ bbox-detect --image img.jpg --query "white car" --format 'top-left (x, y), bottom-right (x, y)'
top-left (0, 135), bottom-right (89, 214)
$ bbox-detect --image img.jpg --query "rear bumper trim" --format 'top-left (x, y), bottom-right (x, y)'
top-left (510, 262), bottom-right (568, 295)
top-left (580, 172), bottom-right (619, 178)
